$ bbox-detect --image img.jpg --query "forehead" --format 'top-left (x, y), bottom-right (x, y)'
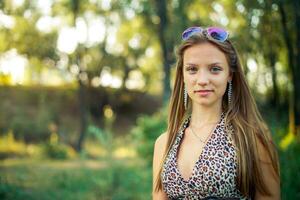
top-left (183, 43), bottom-right (228, 65)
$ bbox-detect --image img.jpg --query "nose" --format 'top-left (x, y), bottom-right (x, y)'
top-left (196, 70), bottom-right (209, 86)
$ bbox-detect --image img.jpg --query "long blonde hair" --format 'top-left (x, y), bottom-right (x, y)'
top-left (154, 34), bottom-right (280, 199)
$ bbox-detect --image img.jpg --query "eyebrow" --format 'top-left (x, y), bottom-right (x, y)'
top-left (184, 62), bottom-right (223, 67)
top-left (208, 62), bottom-right (223, 66)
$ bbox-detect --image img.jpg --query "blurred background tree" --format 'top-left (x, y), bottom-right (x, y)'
top-left (0, 0), bottom-right (299, 199)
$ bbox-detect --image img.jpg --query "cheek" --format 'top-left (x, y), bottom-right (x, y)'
top-left (216, 80), bottom-right (228, 95)
top-left (183, 71), bottom-right (191, 82)
top-left (184, 75), bottom-right (196, 89)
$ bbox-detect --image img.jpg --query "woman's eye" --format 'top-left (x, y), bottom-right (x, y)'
top-left (186, 66), bottom-right (197, 73)
top-left (211, 66), bottom-right (222, 73)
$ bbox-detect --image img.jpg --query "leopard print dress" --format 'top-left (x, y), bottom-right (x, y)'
top-left (161, 113), bottom-right (247, 199)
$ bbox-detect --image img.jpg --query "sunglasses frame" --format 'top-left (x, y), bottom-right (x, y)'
top-left (181, 26), bottom-right (229, 42)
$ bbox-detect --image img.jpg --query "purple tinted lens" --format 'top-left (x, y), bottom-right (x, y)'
top-left (207, 27), bottom-right (228, 42)
top-left (182, 27), bottom-right (202, 40)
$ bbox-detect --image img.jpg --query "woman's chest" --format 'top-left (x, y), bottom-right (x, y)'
top-left (162, 129), bottom-right (239, 198)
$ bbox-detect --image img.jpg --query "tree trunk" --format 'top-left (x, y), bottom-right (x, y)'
top-left (278, 1), bottom-right (297, 135)
top-left (154, 0), bottom-right (172, 103)
top-left (122, 64), bottom-right (130, 90)
top-left (76, 72), bottom-right (87, 152)
top-left (293, 0), bottom-right (300, 135)
top-left (176, 0), bottom-right (190, 31)
top-left (70, 0), bottom-right (88, 151)
top-left (269, 51), bottom-right (279, 107)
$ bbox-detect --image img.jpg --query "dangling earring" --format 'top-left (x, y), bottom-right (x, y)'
top-left (184, 86), bottom-right (188, 110)
top-left (228, 81), bottom-right (232, 105)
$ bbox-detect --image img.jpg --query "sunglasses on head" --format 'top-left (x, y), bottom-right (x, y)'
top-left (182, 26), bottom-right (229, 42)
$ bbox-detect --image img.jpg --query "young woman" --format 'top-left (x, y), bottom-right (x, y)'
top-left (152, 27), bottom-right (280, 199)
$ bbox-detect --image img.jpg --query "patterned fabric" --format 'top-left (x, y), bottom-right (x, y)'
top-left (161, 113), bottom-right (247, 200)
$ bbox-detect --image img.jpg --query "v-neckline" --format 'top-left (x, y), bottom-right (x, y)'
top-left (174, 113), bottom-right (223, 183)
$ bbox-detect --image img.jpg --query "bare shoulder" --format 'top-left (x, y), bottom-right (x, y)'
top-left (153, 132), bottom-right (168, 162)
top-left (152, 132), bottom-right (169, 199)
top-left (155, 132), bottom-right (168, 149)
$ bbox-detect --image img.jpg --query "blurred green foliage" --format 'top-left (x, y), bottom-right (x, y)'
top-left (10, 108), bottom-right (53, 143)
top-left (131, 109), bottom-right (167, 167)
top-left (280, 142), bottom-right (300, 199)
top-left (0, 159), bottom-right (151, 200)
top-left (0, 179), bottom-right (30, 200)
top-left (0, 86), bottom-right (77, 143)
top-left (42, 142), bottom-right (71, 160)
top-left (0, 85), bottom-right (160, 143)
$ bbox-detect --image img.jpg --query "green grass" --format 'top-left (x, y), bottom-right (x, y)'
top-left (0, 158), bottom-right (152, 200)
top-left (279, 142), bottom-right (300, 199)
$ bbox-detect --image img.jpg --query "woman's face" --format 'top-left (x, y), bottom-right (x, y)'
top-left (183, 42), bottom-right (232, 108)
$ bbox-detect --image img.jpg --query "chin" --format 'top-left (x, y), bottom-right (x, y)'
top-left (193, 100), bottom-right (214, 107)
top-left (191, 97), bottom-right (220, 107)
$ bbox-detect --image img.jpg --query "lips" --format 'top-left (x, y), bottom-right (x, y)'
top-left (194, 90), bottom-right (213, 93)
top-left (194, 89), bottom-right (213, 97)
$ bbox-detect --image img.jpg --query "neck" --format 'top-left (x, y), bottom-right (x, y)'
top-left (190, 102), bottom-right (222, 127)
